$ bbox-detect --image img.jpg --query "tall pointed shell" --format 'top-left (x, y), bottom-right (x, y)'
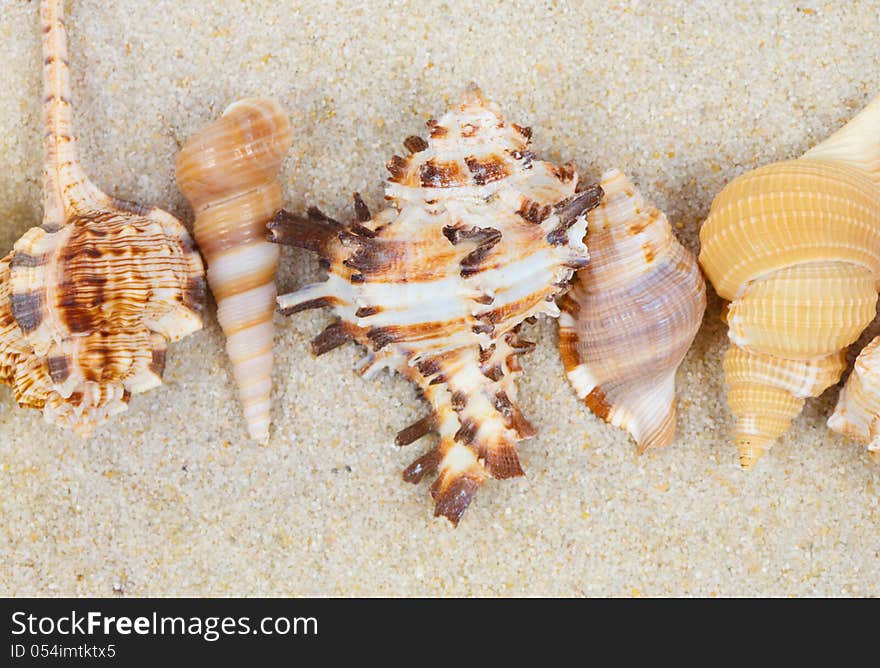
top-left (268, 85), bottom-right (601, 524)
top-left (176, 99), bottom-right (292, 443)
top-left (559, 169), bottom-right (706, 451)
top-left (0, 0), bottom-right (205, 436)
top-left (828, 336), bottom-right (880, 462)
top-left (699, 93), bottom-right (880, 467)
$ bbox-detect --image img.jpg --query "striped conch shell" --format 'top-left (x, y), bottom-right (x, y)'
top-left (699, 93), bottom-right (880, 467)
top-left (559, 169), bottom-right (706, 451)
top-left (0, 0), bottom-right (205, 436)
top-left (828, 336), bottom-right (880, 462)
top-left (268, 85), bottom-right (602, 524)
top-left (176, 99), bottom-right (292, 443)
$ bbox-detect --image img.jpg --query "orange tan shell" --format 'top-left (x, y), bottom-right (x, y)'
top-left (699, 93), bottom-right (880, 467)
top-left (0, 0), bottom-right (205, 436)
top-left (828, 336), bottom-right (880, 462)
top-left (559, 169), bottom-right (706, 451)
top-left (176, 99), bottom-right (292, 443)
top-left (268, 85), bottom-right (602, 524)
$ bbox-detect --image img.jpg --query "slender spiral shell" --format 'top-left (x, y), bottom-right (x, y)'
top-left (176, 99), bottom-right (292, 443)
top-left (559, 169), bottom-right (706, 451)
top-left (268, 85), bottom-right (601, 524)
top-left (0, 0), bottom-right (205, 436)
top-left (828, 336), bottom-right (880, 462)
top-left (699, 94), bottom-right (880, 467)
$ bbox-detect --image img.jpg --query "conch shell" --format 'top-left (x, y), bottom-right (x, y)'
top-left (699, 94), bottom-right (880, 467)
top-left (828, 336), bottom-right (880, 462)
top-left (268, 85), bottom-right (602, 524)
top-left (0, 0), bottom-right (205, 436)
top-left (176, 99), bottom-right (292, 442)
top-left (559, 169), bottom-right (706, 451)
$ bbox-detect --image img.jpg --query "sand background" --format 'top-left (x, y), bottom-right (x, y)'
top-left (1, 0), bottom-right (879, 596)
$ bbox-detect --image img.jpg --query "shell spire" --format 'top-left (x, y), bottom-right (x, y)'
top-left (176, 99), bottom-right (292, 443)
top-left (559, 169), bottom-right (706, 452)
top-left (269, 85), bottom-right (602, 524)
top-left (699, 93), bottom-right (880, 467)
top-left (0, 0), bottom-right (205, 435)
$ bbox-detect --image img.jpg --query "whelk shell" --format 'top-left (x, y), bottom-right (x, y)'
top-left (0, 0), bottom-right (205, 436)
top-left (268, 85), bottom-right (602, 524)
top-left (559, 169), bottom-right (706, 451)
top-left (698, 93), bottom-right (880, 467)
top-left (176, 98), bottom-right (293, 443)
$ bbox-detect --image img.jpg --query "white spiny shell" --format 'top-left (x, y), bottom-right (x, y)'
top-left (176, 98), bottom-right (292, 443)
top-left (269, 85), bottom-right (601, 524)
top-left (558, 169), bottom-right (706, 451)
top-left (699, 93), bottom-right (880, 467)
top-left (0, 0), bottom-right (205, 436)
top-left (828, 336), bottom-right (880, 461)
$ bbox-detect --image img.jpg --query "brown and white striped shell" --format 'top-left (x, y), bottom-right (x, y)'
top-left (176, 99), bottom-right (292, 443)
top-left (559, 169), bottom-right (706, 451)
top-left (0, 0), bottom-right (205, 436)
top-left (268, 85), bottom-right (602, 524)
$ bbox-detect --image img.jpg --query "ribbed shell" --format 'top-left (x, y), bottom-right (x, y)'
top-left (699, 93), bottom-right (880, 467)
top-left (559, 169), bottom-right (706, 451)
top-left (0, 0), bottom-right (205, 436)
top-left (828, 336), bottom-right (880, 462)
top-left (176, 98), bottom-right (292, 443)
top-left (269, 85), bottom-right (601, 524)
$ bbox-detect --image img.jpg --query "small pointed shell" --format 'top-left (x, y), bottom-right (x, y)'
top-left (723, 345), bottom-right (846, 467)
top-left (176, 98), bottom-right (293, 443)
top-left (559, 169), bottom-right (706, 451)
top-left (828, 336), bottom-right (880, 461)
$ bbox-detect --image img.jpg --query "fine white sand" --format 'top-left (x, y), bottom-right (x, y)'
top-left (1, 0), bottom-right (879, 596)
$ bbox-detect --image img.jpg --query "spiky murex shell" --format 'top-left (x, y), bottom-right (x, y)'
top-left (270, 85), bottom-right (601, 524)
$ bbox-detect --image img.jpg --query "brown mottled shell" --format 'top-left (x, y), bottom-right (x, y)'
top-left (269, 85), bottom-right (601, 525)
top-left (176, 98), bottom-right (292, 443)
top-left (559, 169), bottom-right (706, 452)
top-left (0, 0), bottom-right (205, 436)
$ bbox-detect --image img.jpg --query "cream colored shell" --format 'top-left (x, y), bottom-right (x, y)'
top-left (0, 0), bottom-right (205, 436)
top-left (559, 169), bottom-right (705, 452)
top-left (828, 336), bottom-right (880, 462)
top-left (176, 98), bottom-right (292, 443)
top-left (699, 93), bottom-right (880, 467)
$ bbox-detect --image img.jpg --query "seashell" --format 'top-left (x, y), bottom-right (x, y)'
top-left (828, 336), bottom-right (880, 462)
top-left (558, 169), bottom-right (706, 451)
top-left (699, 93), bottom-right (880, 467)
top-left (268, 85), bottom-right (602, 524)
top-left (176, 99), bottom-right (292, 443)
top-left (0, 0), bottom-right (205, 436)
